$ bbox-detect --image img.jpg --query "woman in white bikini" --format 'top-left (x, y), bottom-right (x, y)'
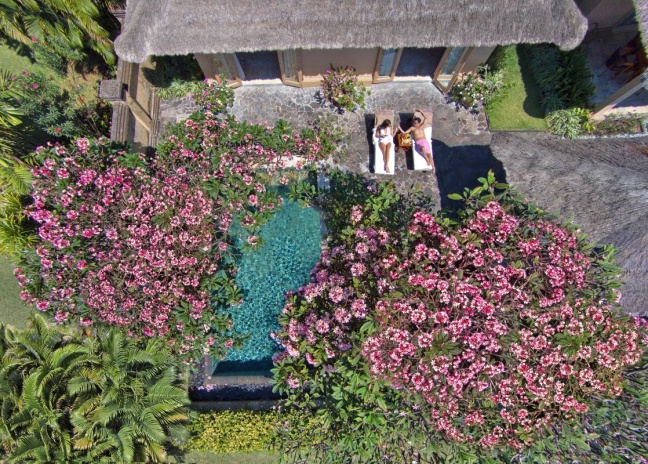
top-left (376, 119), bottom-right (394, 173)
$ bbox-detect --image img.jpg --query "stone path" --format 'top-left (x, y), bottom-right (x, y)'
top-left (159, 81), bottom-right (494, 209)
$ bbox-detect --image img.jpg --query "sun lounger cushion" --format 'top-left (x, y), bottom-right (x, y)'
top-left (373, 111), bottom-right (395, 175)
top-left (411, 110), bottom-right (433, 171)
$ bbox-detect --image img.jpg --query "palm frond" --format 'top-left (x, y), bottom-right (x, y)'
top-left (8, 433), bottom-right (48, 462)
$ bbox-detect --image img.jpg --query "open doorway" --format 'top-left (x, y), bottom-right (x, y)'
top-left (236, 51), bottom-right (282, 81)
top-left (395, 48), bottom-right (445, 77)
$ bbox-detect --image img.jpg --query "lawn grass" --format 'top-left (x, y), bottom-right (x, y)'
top-left (486, 45), bottom-right (548, 131)
top-left (0, 43), bottom-right (52, 77)
top-left (0, 256), bottom-right (31, 329)
top-left (171, 450), bottom-right (278, 464)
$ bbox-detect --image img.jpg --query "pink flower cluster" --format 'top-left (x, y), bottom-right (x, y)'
top-left (277, 199), bottom-right (647, 450)
top-left (21, 144), bottom-right (217, 346)
top-left (366, 203), bottom-right (645, 448)
top-left (20, 113), bottom-right (332, 361)
top-left (276, 226), bottom-right (388, 372)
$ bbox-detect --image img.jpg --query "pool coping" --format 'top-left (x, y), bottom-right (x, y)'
top-left (202, 355), bottom-right (274, 386)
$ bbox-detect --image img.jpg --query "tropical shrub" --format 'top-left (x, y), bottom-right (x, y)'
top-left (14, 70), bottom-right (111, 140)
top-left (0, 315), bottom-right (89, 462)
top-left (273, 171), bottom-right (648, 462)
top-left (484, 45), bottom-right (513, 76)
top-left (480, 65), bottom-right (507, 109)
top-left (146, 54), bottom-right (205, 100)
top-left (0, 70), bottom-right (23, 131)
top-left (524, 44), bottom-right (595, 137)
top-left (0, 315), bottom-right (191, 463)
top-left (158, 79), bottom-right (205, 100)
top-left (16, 111), bottom-right (334, 363)
top-left (526, 44), bottom-right (594, 111)
top-left (517, 352), bottom-right (648, 463)
top-left (318, 66), bottom-right (369, 113)
top-left (450, 72), bottom-right (487, 109)
top-left (191, 80), bottom-right (235, 113)
top-left (451, 66), bottom-right (507, 111)
top-left (546, 107), bottom-right (593, 138)
top-left (187, 410), bottom-right (280, 453)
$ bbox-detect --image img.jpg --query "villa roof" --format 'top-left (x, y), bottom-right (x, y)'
top-left (114, 0), bottom-right (588, 63)
top-left (635, 0), bottom-right (648, 51)
top-left (490, 132), bottom-right (648, 316)
top-left (632, 0), bottom-right (648, 86)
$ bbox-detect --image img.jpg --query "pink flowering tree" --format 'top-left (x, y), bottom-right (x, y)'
top-left (16, 110), bottom-right (338, 363)
top-left (273, 171), bottom-right (648, 462)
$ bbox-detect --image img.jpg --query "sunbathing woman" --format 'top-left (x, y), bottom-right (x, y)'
top-left (376, 119), bottom-right (394, 173)
top-left (397, 109), bottom-right (434, 173)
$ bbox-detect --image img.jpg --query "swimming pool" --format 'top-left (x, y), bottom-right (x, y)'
top-left (213, 189), bottom-right (321, 375)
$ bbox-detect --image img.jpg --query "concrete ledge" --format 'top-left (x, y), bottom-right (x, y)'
top-left (99, 79), bottom-right (124, 101)
top-left (190, 400), bottom-right (278, 411)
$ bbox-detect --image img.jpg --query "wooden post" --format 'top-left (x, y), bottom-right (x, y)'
top-left (591, 74), bottom-right (645, 120)
top-left (194, 53), bottom-right (217, 80)
top-left (124, 90), bottom-right (152, 132)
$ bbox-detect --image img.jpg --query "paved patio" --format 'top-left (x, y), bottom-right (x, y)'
top-left (160, 81), bottom-right (498, 210)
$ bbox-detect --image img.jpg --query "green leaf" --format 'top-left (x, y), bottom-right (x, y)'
top-left (448, 193), bottom-right (464, 201)
top-left (573, 436), bottom-right (590, 451)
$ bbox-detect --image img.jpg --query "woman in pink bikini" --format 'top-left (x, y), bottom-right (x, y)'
top-left (397, 109), bottom-right (434, 173)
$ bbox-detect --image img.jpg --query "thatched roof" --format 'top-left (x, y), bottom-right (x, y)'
top-left (634, 0), bottom-right (648, 51)
top-left (114, 0), bottom-right (587, 63)
top-left (632, 0), bottom-right (648, 86)
top-left (490, 132), bottom-right (648, 316)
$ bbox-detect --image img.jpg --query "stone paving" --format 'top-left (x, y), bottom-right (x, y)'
top-left (159, 81), bottom-right (495, 209)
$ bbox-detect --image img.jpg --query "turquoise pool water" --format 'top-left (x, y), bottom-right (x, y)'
top-left (214, 190), bottom-right (321, 374)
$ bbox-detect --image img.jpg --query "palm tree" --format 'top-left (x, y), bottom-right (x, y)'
top-left (0, 69), bottom-right (25, 153)
top-left (0, 316), bottom-right (95, 462)
top-left (0, 317), bottom-right (191, 463)
top-left (0, 69), bottom-right (38, 258)
top-left (68, 330), bottom-right (191, 463)
top-left (0, 0), bottom-right (115, 65)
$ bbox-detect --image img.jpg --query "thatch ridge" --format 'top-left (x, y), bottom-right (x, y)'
top-left (490, 132), bottom-right (648, 315)
top-left (114, 0), bottom-right (588, 63)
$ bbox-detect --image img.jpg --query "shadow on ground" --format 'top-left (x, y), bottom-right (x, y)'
top-left (433, 139), bottom-right (506, 210)
top-left (517, 45), bottom-right (547, 119)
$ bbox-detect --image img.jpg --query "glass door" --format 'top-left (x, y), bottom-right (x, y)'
top-left (433, 47), bottom-right (470, 91)
top-left (373, 48), bottom-right (402, 83)
top-left (278, 50), bottom-right (302, 87)
top-left (209, 53), bottom-right (242, 88)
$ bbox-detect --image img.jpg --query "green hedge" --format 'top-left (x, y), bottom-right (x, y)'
top-left (187, 410), bottom-right (279, 453)
top-left (523, 44), bottom-right (595, 137)
top-left (525, 44), bottom-right (594, 111)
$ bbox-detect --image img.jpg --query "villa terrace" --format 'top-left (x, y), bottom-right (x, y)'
top-left (158, 81), bottom-right (495, 210)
